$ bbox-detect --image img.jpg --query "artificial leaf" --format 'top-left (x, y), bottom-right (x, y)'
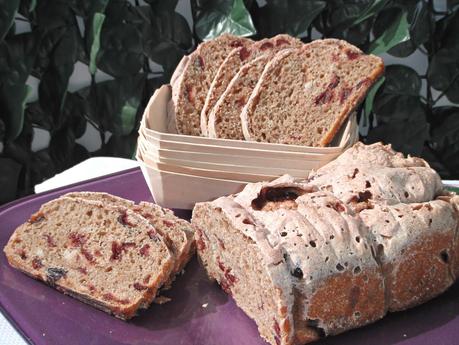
top-left (373, 94), bottom-right (426, 123)
top-left (0, 157), bottom-right (22, 204)
top-left (38, 27), bottom-right (78, 126)
top-left (30, 148), bottom-right (56, 187)
top-left (409, 0), bottom-right (431, 47)
top-left (448, 0), bottom-right (459, 11)
top-left (142, 6), bottom-right (192, 75)
top-left (97, 22), bottom-right (142, 77)
top-left (428, 106), bottom-right (459, 177)
top-left (427, 48), bottom-right (459, 93)
top-left (0, 32), bottom-right (39, 84)
top-left (36, 0), bottom-right (74, 32)
top-left (103, 133), bottom-right (138, 158)
top-left (78, 75), bottom-right (145, 135)
top-left (195, 0), bottom-right (256, 41)
top-left (366, 118), bottom-right (429, 156)
top-left (364, 76), bottom-right (385, 119)
top-left (369, 10), bottom-right (410, 55)
top-left (89, 13), bottom-right (106, 74)
top-left (352, 0), bottom-right (390, 25)
top-left (0, 83), bottom-right (31, 141)
top-left (0, 117), bottom-right (5, 142)
top-left (383, 64), bottom-right (421, 96)
top-left (0, 0), bottom-right (19, 42)
top-left (48, 125), bottom-right (76, 171)
top-left (145, 0), bottom-right (179, 11)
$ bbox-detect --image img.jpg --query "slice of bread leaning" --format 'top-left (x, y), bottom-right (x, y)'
top-left (171, 34), bottom-right (252, 136)
top-left (240, 39), bottom-right (384, 146)
top-left (201, 34), bottom-right (302, 136)
top-left (3, 197), bottom-right (175, 319)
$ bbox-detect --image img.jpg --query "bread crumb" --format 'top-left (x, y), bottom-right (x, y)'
top-left (202, 303), bottom-right (208, 308)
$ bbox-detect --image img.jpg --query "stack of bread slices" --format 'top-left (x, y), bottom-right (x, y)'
top-left (136, 33), bottom-right (381, 208)
top-left (4, 192), bottom-right (195, 319)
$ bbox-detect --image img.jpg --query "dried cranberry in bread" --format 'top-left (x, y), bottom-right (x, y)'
top-left (3, 197), bottom-right (174, 319)
top-left (360, 200), bottom-right (456, 312)
top-left (171, 34), bottom-right (252, 136)
top-left (192, 175), bottom-right (386, 345)
top-left (241, 39), bottom-right (384, 146)
top-left (63, 192), bottom-right (195, 287)
top-left (201, 34), bottom-right (302, 136)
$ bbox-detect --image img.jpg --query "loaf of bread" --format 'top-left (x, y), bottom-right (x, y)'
top-left (171, 34), bottom-right (252, 136)
top-left (191, 142), bottom-right (459, 345)
top-left (4, 193), bottom-right (195, 319)
top-left (240, 39), bottom-right (384, 146)
top-left (201, 34), bottom-right (302, 136)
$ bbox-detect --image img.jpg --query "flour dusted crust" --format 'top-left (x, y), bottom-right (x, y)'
top-left (171, 34), bottom-right (252, 136)
top-left (192, 142), bottom-right (459, 344)
top-left (201, 34), bottom-right (302, 136)
top-left (240, 39), bottom-right (384, 146)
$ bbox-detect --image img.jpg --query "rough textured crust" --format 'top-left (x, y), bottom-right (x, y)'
top-left (201, 34), bottom-right (302, 136)
top-left (171, 34), bottom-right (252, 136)
top-left (240, 39), bottom-right (384, 146)
top-left (192, 143), bottom-right (459, 344)
top-left (4, 197), bottom-right (175, 319)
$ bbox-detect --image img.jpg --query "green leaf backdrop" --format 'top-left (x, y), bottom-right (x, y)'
top-left (0, 0), bottom-right (458, 204)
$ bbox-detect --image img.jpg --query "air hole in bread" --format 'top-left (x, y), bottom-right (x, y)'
top-left (440, 250), bottom-right (449, 264)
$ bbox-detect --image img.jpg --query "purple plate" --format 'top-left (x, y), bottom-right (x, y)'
top-left (1, 168), bottom-right (459, 345)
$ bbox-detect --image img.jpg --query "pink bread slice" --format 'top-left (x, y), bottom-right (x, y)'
top-left (171, 34), bottom-right (252, 136)
top-left (3, 197), bottom-right (174, 319)
top-left (240, 39), bottom-right (384, 146)
top-left (200, 34), bottom-right (302, 136)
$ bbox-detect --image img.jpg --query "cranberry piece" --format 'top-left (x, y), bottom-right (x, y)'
top-left (111, 242), bottom-right (123, 260)
top-left (339, 87), bottom-right (353, 104)
top-left (80, 247), bottom-right (95, 263)
top-left (345, 50), bottom-right (361, 60)
top-left (196, 228), bottom-right (207, 251)
top-left (133, 283), bottom-right (148, 291)
top-left (217, 259), bottom-right (226, 272)
top-left (42, 234), bottom-right (56, 247)
top-left (225, 270), bottom-right (237, 285)
top-left (140, 244), bottom-right (150, 256)
top-left (217, 238), bottom-right (226, 250)
top-left (357, 190), bottom-right (372, 202)
top-left (315, 75), bottom-right (340, 105)
top-left (186, 84), bottom-right (195, 103)
top-left (18, 249), bottom-right (27, 260)
top-left (195, 55), bottom-right (205, 68)
top-left (230, 40), bottom-right (244, 48)
top-left (118, 211), bottom-right (136, 227)
top-left (77, 267), bottom-right (88, 274)
top-left (68, 233), bottom-right (86, 247)
top-left (239, 47), bottom-right (251, 61)
top-left (273, 319), bottom-right (281, 337)
top-left (29, 212), bottom-right (45, 224)
top-left (32, 257), bottom-right (44, 270)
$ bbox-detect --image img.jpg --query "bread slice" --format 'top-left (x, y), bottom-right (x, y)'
top-left (201, 34), bottom-right (302, 136)
top-left (171, 34), bottom-right (252, 136)
top-left (241, 39), bottom-right (384, 146)
top-left (3, 197), bottom-right (174, 319)
top-left (63, 192), bottom-right (195, 287)
top-left (207, 54), bottom-right (272, 140)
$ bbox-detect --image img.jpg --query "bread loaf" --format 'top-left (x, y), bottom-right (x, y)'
top-left (240, 39), bottom-right (384, 146)
top-left (191, 142), bottom-right (459, 345)
top-left (171, 34), bottom-right (252, 136)
top-left (201, 34), bottom-right (302, 136)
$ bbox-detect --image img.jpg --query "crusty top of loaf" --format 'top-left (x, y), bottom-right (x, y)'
top-left (240, 39), bottom-right (384, 146)
top-left (308, 142), bottom-right (443, 206)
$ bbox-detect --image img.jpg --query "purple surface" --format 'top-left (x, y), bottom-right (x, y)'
top-left (0, 168), bottom-right (458, 345)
